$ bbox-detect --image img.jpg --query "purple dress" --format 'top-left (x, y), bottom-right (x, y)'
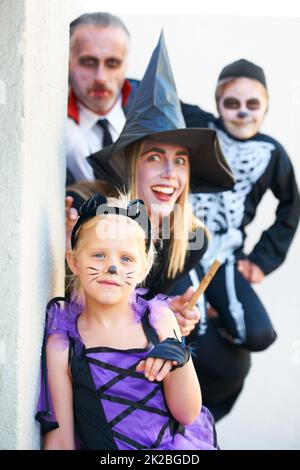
top-left (36, 292), bottom-right (217, 450)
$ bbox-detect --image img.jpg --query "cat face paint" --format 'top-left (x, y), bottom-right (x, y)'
top-left (73, 218), bottom-right (144, 307)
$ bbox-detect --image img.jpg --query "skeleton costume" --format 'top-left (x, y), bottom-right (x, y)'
top-left (179, 59), bottom-right (300, 351)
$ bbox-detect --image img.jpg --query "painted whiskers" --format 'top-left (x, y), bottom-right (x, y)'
top-left (87, 267), bottom-right (136, 286)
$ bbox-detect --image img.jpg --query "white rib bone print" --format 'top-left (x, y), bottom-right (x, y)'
top-left (191, 125), bottom-right (275, 232)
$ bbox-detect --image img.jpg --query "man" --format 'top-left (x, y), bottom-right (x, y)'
top-left (67, 12), bottom-right (138, 184)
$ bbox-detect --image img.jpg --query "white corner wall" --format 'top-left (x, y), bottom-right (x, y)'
top-left (0, 0), bottom-right (299, 450)
top-left (0, 0), bottom-right (70, 449)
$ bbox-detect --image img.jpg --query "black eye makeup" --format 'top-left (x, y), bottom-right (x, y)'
top-left (79, 57), bottom-right (98, 68)
top-left (222, 97), bottom-right (261, 110)
top-left (246, 98), bottom-right (261, 110)
top-left (105, 58), bottom-right (122, 69)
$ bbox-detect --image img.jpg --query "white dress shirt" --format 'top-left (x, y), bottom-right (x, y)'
top-left (66, 95), bottom-right (126, 182)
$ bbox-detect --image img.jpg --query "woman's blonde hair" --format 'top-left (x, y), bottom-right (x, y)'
top-left (67, 194), bottom-right (156, 301)
top-left (125, 140), bottom-right (208, 279)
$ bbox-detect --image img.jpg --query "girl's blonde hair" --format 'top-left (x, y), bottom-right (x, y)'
top-left (67, 195), bottom-right (155, 301)
top-left (67, 180), bottom-right (119, 201)
top-left (125, 140), bottom-right (209, 279)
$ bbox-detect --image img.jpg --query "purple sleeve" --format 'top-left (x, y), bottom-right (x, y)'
top-left (129, 288), bottom-right (174, 328)
top-left (35, 328), bottom-right (59, 435)
top-left (35, 297), bottom-right (82, 435)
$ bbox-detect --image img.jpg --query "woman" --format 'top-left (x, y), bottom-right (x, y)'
top-left (66, 33), bottom-right (250, 421)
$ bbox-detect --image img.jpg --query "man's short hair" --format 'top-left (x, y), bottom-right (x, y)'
top-left (70, 12), bottom-right (130, 40)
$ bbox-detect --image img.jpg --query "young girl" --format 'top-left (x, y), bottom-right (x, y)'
top-left (36, 194), bottom-right (217, 450)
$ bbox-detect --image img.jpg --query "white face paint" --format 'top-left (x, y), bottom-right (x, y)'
top-left (218, 77), bottom-right (268, 140)
top-left (136, 140), bottom-right (189, 219)
top-left (69, 25), bottom-right (129, 115)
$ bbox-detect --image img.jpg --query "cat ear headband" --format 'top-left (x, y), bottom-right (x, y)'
top-left (71, 193), bottom-right (152, 252)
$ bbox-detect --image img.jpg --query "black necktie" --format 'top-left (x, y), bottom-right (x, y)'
top-left (97, 119), bottom-right (113, 148)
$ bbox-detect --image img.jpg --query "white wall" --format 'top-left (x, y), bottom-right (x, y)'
top-left (69, 7), bottom-right (300, 449)
top-left (0, 0), bottom-right (298, 451)
top-left (0, 0), bottom-right (70, 449)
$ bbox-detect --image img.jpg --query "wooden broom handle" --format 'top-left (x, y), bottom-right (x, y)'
top-left (186, 259), bottom-right (221, 310)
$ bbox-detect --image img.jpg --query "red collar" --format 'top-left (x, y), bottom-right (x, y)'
top-left (67, 79), bottom-right (132, 124)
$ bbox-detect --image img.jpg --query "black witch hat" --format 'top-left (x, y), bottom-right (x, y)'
top-left (88, 32), bottom-right (234, 193)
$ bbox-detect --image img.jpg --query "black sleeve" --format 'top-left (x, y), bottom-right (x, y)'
top-left (247, 143), bottom-right (300, 274)
top-left (180, 102), bottom-right (216, 128)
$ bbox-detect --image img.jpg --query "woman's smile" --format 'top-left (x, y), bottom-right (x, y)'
top-left (151, 184), bottom-right (177, 201)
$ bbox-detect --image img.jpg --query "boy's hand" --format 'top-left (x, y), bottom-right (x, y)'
top-left (136, 357), bottom-right (177, 382)
top-left (65, 196), bottom-right (78, 251)
top-left (238, 259), bottom-right (265, 283)
top-left (170, 287), bottom-right (201, 336)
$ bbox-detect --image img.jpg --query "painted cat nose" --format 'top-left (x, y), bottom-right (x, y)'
top-left (107, 265), bottom-right (118, 274)
top-left (237, 111), bottom-right (248, 119)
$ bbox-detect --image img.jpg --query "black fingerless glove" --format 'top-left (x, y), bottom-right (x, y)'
top-left (146, 334), bottom-right (192, 370)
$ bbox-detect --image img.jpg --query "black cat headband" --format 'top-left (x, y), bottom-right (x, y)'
top-left (71, 193), bottom-right (152, 252)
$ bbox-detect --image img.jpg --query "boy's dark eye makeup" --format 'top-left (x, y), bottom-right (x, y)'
top-left (246, 98), bottom-right (261, 110)
top-left (223, 97), bottom-right (261, 110)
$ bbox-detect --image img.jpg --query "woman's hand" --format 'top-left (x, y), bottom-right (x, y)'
top-left (136, 357), bottom-right (177, 382)
top-left (65, 196), bottom-right (78, 251)
top-left (169, 287), bottom-right (201, 336)
top-left (238, 259), bottom-right (265, 283)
